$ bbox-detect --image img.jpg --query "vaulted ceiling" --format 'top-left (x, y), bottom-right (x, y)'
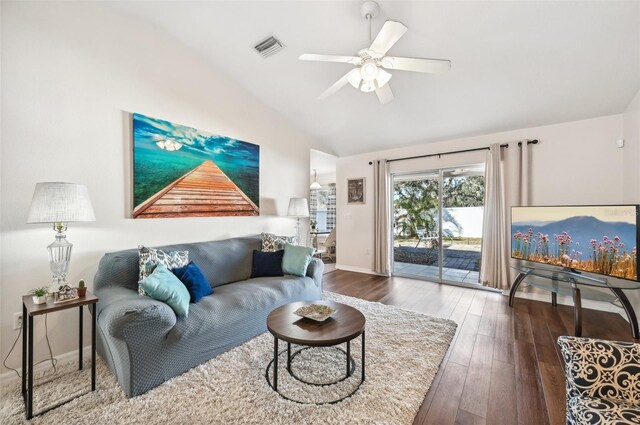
top-left (115, 1), bottom-right (640, 156)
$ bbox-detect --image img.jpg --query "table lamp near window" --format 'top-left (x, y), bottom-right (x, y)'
top-left (287, 197), bottom-right (309, 245)
top-left (27, 182), bottom-right (96, 294)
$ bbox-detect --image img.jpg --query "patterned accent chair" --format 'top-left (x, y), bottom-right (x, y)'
top-left (558, 336), bottom-right (640, 424)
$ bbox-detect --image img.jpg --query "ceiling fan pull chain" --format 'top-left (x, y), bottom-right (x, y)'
top-left (368, 14), bottom-right (372, 40)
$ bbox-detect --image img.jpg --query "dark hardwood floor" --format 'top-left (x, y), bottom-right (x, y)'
top-left (323, 270), bottom-right (637, 425)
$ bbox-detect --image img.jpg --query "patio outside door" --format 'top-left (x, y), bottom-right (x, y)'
top-left (392, 165), bottom-right (485, 286)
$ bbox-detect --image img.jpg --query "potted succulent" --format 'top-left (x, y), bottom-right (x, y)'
top-left (32, 287), bottom-right (48, 305)
top-left (77, 279), bottom-right (87, 297)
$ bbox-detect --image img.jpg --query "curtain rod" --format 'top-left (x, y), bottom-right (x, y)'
top-left (368, 139), bottom-right (538, 165)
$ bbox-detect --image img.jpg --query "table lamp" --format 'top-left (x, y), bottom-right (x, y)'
top-left (287, 197), bottom-right (309, 245)
top-left (27, 182), bottom-right (96, 293)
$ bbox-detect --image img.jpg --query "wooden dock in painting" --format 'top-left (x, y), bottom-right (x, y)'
top-left (133, 160), bottom-right (259, 218)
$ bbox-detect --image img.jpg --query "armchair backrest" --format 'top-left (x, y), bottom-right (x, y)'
top-left (325, 228), bottom-right (336, 248)
top-left (558, 336), bottom-right (640, 404)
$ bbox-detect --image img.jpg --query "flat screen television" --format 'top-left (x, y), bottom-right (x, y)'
top-left (511, 205), bottom-right (639, 281)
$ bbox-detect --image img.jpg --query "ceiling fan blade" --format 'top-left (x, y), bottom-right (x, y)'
top-left (375, 82), bottom-right (394, 105)
top-left (381, 56), bottom-right (451, 74)
top-left (369, 21), bottom-right (408, 55)
top-left (318, 69), bottom-right (360, 100)
top-left (299, 54), bottom-right (360, 64)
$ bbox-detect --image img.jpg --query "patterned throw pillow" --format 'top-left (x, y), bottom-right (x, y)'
top-left (138, 246), bottom-right (189, 295)
top-left (261, 232), bottom-right (295, 252)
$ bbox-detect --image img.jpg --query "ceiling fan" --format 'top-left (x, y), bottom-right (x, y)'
top-left (299, 1), bottom-right (451, 105)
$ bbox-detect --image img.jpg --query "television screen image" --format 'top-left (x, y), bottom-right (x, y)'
top-left (511, 205), bottom-right (639, 281)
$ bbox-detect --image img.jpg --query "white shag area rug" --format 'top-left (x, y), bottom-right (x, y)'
top-left (0, 292), bottom-right (457, 425)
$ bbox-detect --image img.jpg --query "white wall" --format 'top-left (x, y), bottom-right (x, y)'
top-left (337, 114), bottom-right (625, 273)
top-left (310, 149), bottom-right (337, 186)
top-left (622, 90), bottom-right (640, 314)
top-left (444, 207), bottom-right (484, 238)
top-left (315, 173), bottom-right (337, 187)
top-left (0, 1), bottom-right (4, 383)
top-left (623, 90), bottom-right (640, 201)
top-left (0, 2), bottom-right (322, 375)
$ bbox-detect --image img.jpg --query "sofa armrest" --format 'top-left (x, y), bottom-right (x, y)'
top-left (558, 336), bottom-right (640, 403)
top-left (306, 258), bottom-right (324, 290)
top-left (96, 286), bottom-right (177, 341)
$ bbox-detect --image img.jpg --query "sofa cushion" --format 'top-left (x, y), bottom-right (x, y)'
top-left (95, 238), bottom-right (262, 293)
top-left (568, 396), bottom-right (640, 424)
top-left (185, 238), bottom-right (259, 287)
top-left (166, 275), bottom-right (321, 344)
top-left (139, 263), bottom-right (190, 317)
top-left (138, 246), bottom-right (189, 295)
top-left (261, 232), bottom-right (295, 252)
top-left (282, 243), bottom-right (314, 277)
top-left (172, 261), bottom-right (212, 303)
top-left (251, 249), bottom-right (284, 278)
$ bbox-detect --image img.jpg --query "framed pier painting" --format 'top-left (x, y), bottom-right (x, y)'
top-left (132, 113), bottom-right (260, 218)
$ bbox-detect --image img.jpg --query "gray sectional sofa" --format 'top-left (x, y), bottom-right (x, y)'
top-left (94, 236), bottom-right (323, 397)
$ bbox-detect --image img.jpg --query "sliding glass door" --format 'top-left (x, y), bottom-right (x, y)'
top-left (440, 168), bottom-right (484, 284)
top-left (393, 172), bottom-right (441, 279)
top-left (392, 165), bottom-right (485, 286)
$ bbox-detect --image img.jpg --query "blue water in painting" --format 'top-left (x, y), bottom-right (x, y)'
top-left (133, 113), bottom-right (260, 208)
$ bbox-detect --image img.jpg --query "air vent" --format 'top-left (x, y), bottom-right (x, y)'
top-left (254, 36), bottom-right (284, 58)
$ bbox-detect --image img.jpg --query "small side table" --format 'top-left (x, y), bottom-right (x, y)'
top-left (21, 291), bottom-right (99, 419)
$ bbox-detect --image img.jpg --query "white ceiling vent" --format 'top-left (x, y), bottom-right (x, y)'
top-left (254, 36), bottom-right (284, 58)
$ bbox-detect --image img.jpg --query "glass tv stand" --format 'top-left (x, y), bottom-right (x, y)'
top-left (509, 264), bottom-right (640, 338)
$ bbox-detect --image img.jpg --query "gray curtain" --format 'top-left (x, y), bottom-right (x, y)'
top-left (519, 142), bottom-right (530, 206)
top-left (480, 144), bottom-right (508, 289)
top-left (480, 142), bottom-right (530, 290)
top-left (373, 159), bottom-right (390, 275)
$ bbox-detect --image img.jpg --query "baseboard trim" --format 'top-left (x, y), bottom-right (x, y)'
top-left (0, 346), bottom-right (92, 386)
top-left (335, 264), bottom-right (381, 275)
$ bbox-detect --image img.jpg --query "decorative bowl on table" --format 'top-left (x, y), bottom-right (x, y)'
top-left (294, 304), bottom-right (337, 322)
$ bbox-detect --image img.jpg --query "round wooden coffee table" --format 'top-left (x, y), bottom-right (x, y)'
top-left (266, 300), bottom-right (366, 404)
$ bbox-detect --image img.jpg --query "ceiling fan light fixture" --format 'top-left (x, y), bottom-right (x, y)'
top-left (347, 69), bottom-right (363, 88)
top-left (375, 68), bottom-right (392, 87)
top-left (360, 61), bottom-right (379, 82)
top-left (360, 80), bottom-right (376, 93)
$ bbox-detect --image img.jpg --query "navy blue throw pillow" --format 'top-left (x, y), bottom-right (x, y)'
top-left (251, 249), bottom-right (285, 278)
top-left (171, 261), bottom-right (212, 303)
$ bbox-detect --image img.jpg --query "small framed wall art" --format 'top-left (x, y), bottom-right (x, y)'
top-left (347, 177), bottom-right (365, 204)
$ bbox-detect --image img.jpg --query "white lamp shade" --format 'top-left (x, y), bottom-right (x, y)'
top-left (27, 182), bottom-right (96, 223)
top-left (287, 197), bottom-right (309, 218)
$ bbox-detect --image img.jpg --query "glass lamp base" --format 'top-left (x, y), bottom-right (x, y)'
top-left (47, 223), bottom-right (72, 293)
top-left (295, 219), bottom-right (303, 246)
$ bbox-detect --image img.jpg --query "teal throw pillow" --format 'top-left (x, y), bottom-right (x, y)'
top-left (139, 263), bottom-right (190, 317)
top-left (282, 243), bottom-right (315, 277)
top-left (137, 246), bottom-right (189, 296)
